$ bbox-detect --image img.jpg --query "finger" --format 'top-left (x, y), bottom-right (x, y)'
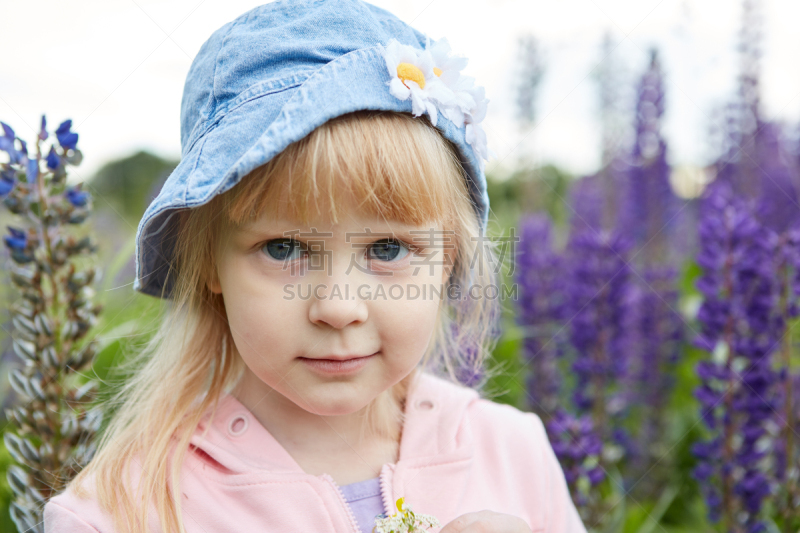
top-left (439, 511), bottom-right (533, 533)
top-left (438, 511), bottom-right (487, 533)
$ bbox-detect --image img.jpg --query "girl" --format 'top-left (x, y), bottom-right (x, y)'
top-left (44, 1), bottom-right (586, 532)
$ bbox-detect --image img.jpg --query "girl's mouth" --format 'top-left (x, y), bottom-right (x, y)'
top-left (298, 353), bottom-right (378, 375)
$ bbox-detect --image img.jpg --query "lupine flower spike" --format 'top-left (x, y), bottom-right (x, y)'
top-left (0, 115), bottom-right (102, 533)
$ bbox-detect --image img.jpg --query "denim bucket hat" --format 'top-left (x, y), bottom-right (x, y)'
top-left (133, 0), bottom-right (492, 298)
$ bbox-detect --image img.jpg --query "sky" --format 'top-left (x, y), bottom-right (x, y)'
top-left (0, 0), bottom-right (798, 185)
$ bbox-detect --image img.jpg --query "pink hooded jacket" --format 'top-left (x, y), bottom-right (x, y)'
top-left (44, 371), bottom-right (587, 533)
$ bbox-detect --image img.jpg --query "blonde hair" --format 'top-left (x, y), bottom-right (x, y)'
top-left (64, 110), bottom-right (501, 533)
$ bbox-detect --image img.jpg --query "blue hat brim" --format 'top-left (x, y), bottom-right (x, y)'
top-left (134, 45), bottom-right (489, 298)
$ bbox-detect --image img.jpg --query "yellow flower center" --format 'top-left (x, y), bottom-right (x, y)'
top-left (433, 67), bottom-right (442, 77)
top-left (396, 62), bottom-right (425, 89)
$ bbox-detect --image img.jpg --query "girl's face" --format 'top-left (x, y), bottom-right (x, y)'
top-left (210, 194), bottom-right (451, 420)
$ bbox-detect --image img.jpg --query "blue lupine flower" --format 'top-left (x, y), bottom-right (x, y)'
top-left (546, 408), bottom-right (605, 509)
top-left (65, 187), bottom-right (89, 207)
top-left (616, 49), bottom-right (685, 264)
top-left (3, 226), bottom-right (27, 250)
top-left (0, 121), bottom-right (20, 163)
top-left (46, 145), bottom-right (60, 170)
top-left (691, 179), bottom-right (781, 531)
top-left (516, 213), bottom-right (569, 417)
top-left (755, 122), bottom-right (800, 233)
top-left (628, 265), bottom-right (684, 469)
top-left (566, 228), bottom-right (635, 419)
top-left (568, 173), bottom-right (604, 235)
top-left (55, 119), bottom-right (79, 150)
top-left (39, 114), bottom-right (48, 141)
top-left (1, 121), bottom-right (14, 142)
top-left (0, 168), bottom-right (15, 196)
top-left (26, 157), bottom-right (38, 181)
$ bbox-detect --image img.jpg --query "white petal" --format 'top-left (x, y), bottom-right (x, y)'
top-left (453, 90), bottom-right (477, 113)
top-left (439, 69), bottom-right (461, 87)
top-left (428, 40), bottom-right (451, 68)
top-left (445, 55), bottom-right (469, 72)
top-left (384, 40), bottom-right (403, 69)
top-left (454, 75), bottom-right (476, 92)
top-left (442, 105), bottom-right (465, 128)
top-left (398, 42), bottom-right (423, 64)
top-left (426, 79), bottom-right (456, 104)
top-left (429, 37), bottom-right (452, 58)
top-left (465, 122), bottom-right (476, 146)
top-left (417, 50), bottom-right (436, 77)
top-left (389, 77), bottom-right (411, 100)
top-left (409, 84), bottom-right (427, 116)
top-left (466, 123), bottom-right (489, 162)
top-left (425, 101), bottom-right (439, 127)
top-left (471, 94), bottom-right (489, 123)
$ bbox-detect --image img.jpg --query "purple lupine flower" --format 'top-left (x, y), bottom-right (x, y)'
top-left (46, 145), bottom-right (61, 170)
top-left (0, 168), bottom-right (15, 196)
top-left (0, 121), bottom-right (15, 149)
top-left (39, 114), bottom-right (48, 141)
top-left (451, 323), bottom-right (485, 389)
top-left (568, 173), bottom-right (605, 235)
top-left (26, 156), bottom-right (38, 182)
top-left (691, 179), bottom-right (782, 531)
top-left (617, 49), bottom-right (684, 265)
top-left (65, 187), bottom-right (89, 207)
top-left (769, 221), bottom-right (800, 518)
top-left (0, 117), bottom-right (102, 533)
top-left (0, 121), bottom-right (22, 165)
top-left (755, 122), bottom-right (800, 234)
top-left (625, 264), bottom-right (684, 479)
top-left (3, 226), bottom-right (34, 264)
top-left (564, 227), bottom-right (636, 451)
top-left (55, 119), bottom-right (79, 150)
top-left (515, 214), bottom-right (569, 418)
top-left (3, 226), bottom-right (26, 250)
top-left (546, 408), bottom-right (605, 509)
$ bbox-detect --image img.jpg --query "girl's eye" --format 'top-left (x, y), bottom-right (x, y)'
top-left (366, 238), bottom-right (410, 262)
top-left (262, 239), bottom-right (306, 261)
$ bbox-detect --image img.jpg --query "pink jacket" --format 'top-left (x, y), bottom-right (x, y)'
top-left (44, 371), bottom-right (587, 532)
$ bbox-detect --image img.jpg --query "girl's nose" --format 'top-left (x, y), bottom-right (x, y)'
top-left (308, 249), bottom-right (369, 329)
top-left (308, 287), bottom-right (369, 329)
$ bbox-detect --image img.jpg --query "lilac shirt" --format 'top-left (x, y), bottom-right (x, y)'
top-left (340, 477), bottom-right (386, 533)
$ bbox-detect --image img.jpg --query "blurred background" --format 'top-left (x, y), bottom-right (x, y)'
top-left (1, 0), bottom-right (800, 531)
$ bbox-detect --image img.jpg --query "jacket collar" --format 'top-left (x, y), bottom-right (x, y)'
top-left (189, 371), bottom-right (480, 475)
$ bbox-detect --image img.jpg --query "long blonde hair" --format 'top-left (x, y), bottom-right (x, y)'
top-left (65, 110), bottom-right (501, 533)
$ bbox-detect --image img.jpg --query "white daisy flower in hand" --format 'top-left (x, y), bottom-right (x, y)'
top-left (373, 497), bottom-right (439, 533)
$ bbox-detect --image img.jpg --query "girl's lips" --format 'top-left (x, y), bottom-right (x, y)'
top-left (299, 353), bottom-right (377, 375)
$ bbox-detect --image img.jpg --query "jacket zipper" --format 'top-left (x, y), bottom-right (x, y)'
top-left (322, 473), bottom-right (362, 533)
top-left (378, 463), bottom-right (395, 520)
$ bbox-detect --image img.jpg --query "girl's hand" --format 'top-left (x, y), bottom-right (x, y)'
top-left (439, 510), bottom-right (533, 533)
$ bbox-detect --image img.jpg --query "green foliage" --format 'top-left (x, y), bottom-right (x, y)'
top-left (88, 150), bottom-right (178, 224)
top-left (485, 164), bottom-right (574, 231)
top-left (0, 439), bottom-right (16, 533)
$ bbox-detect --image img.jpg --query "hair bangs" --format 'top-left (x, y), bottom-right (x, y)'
top-left (219, 111), bottom-right (470, 229)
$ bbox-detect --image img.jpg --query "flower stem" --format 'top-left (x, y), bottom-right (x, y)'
top-left (778, 240), bottom-right (796, 533)
top-left (34, 138), bottom-right (62, 355)
top-left (721, 227), bottom-right (737, 533)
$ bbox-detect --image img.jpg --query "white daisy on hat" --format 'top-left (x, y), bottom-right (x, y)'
top-left (381, 39), bottom-right (453, 127)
